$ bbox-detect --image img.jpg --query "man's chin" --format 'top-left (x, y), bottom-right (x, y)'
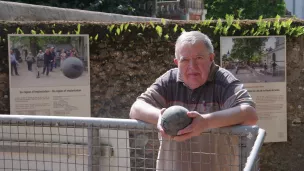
top-left (185, 77), bottom-right (207, 88)
top-left (185, 82), bottom-right (202, 89)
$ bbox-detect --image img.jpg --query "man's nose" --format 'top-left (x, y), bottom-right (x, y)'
top-left (189, 59), bottom-right (198, 68)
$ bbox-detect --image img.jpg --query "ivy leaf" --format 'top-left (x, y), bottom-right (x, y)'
top-left (191, 24), bottom-right (197, 29)
top-left (225, 14), bottom-right (234, 27)
top-left (265, 31), bottom-right (270, 36)
top-left (161, 18), bottom-right (166, 25)
top-left (232, 19), bottom-right (241, 30)
top-left (155, 25), bottom-right (162, 37)
top-left (140, 23), bottom-right (146, 31)
top-left (108, 24), bottom-right (115, 33)
top-left (116, 28), bottom-right (121, 36)
top-left (222, 26), bottom-right (229, 35)
top-left (16, 27), bottom-right (24, 34)
top-left (242, 30), bottom-right (249, 36)
top-left (74, 23), bottom-right (81, 34)
top-left (173, 24), bottom-right (178, 33)
top-left (164, 34), bottom-right (169, 40)
top-left (31, 30), bottom-right (36, 34)
top-left (150, 21), bottom-right (155, 28)
top-left (250, 28), bottom-right (255, 34)
top-left (120, 23), bottom-right (124, 32)
top-left (94, 34), bottom-right (99, 41)
top-left (124, 23), bottom-right (129, 31)
top-left (295, 26), bottom-right (304, 37)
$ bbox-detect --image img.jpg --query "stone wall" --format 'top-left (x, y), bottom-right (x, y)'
top-left (0, 20), bottom-right (304, 171)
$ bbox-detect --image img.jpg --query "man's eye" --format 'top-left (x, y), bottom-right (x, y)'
top-left (181, 58), bottom-right (189, 62)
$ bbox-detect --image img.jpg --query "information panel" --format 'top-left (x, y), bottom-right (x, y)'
top-left (220, 36), bottom-right (287, 142)
top-left (8, 34), bottom-right (91, 117)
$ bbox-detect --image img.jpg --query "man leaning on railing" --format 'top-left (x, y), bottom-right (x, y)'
top-left (129, 31), bottom-right (258, 171)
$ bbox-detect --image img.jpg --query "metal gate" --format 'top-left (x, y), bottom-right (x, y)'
top-left (0, 115), bottom-right (265, 171)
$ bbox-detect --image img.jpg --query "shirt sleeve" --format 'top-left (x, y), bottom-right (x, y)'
top-left (218, 73), bottom-right (256, 110)
top-left (136, 74), bottom-right (168, 109)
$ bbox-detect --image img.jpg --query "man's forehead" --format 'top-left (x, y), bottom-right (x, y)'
top-left (179, 47), bottom-right (208, 56)
top-left (179, 41), bottom-right (207, 50)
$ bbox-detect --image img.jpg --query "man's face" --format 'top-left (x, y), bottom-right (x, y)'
top-left (174, 42), bottom-right (214, 89)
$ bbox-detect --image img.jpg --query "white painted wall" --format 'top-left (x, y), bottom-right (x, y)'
top-left (0, 1), bottom-right (165, 22)
top-left (285, 0), bottom-right (304, 19)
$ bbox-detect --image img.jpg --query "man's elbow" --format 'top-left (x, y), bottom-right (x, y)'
top-left (242, 105), bottom-right (258, 125)
top-left (129, 103), bottom-right (138, 119)
top-left (129, 100), bottom-right (143, 119)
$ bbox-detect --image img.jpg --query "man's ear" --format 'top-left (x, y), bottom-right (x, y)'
top-left (174, 58), bottom-right (179, 66)
top-left (209, 53), bottom-right (215, 61)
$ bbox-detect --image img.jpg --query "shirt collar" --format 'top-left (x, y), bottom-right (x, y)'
top-left (176, 61), bottom-right (219, 83)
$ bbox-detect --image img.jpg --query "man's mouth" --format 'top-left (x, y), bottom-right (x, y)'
top-left (188, 73), bottom-right (200, 77)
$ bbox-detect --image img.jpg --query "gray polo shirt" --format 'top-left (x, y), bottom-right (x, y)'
top-left (137, 62), bottom-right (255, 171)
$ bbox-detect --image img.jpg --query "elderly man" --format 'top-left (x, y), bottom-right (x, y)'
top-left (129, 31), bottom-right (258, 171)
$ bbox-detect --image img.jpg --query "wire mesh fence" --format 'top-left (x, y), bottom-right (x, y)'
top-left (0, 115), bottom-right (265, 171)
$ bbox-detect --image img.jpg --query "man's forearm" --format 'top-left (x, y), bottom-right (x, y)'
top-left (129, 100), bottom-right (161, 125)
top-left (204, 105), bottom-right (258, 129)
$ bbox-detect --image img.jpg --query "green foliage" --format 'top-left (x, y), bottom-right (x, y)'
top-left (16, 27), bottom-right (24, 34)
top-left (74, 23), bottom-right (81, 34)
top-left (31, 30), bottom-right (36, 35)
top-left (155, 25), bottom-right (162, 37)
top-left (173, 24), bottom-right (178, 33)
top-left (161, 18), bottom-right (166, 26)
top-left (204, 0), bottom-right (286, 20)
top-left (149, 21), bottom-right (155, 28)
top-left (3, 15), bottom-right (304, 46)
top-left (94, 34), bottom-right (99, 41)
top-left (229, 38), bottom-right (268, 62)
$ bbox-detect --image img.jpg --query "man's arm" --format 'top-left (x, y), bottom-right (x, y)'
top-left (215, 73), bottom-right (258, 126)
top-left (130, 72), bottom-right (169, 125)
top-left (174, 105), bottom-right (257, 142)
top-left (204, 104), bottom-right (257, 129)
top-left (129, 100), bottom-right (161, 125)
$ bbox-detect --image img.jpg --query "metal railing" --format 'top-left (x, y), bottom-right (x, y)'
top-left (0, 115), bottom-right (266, 171)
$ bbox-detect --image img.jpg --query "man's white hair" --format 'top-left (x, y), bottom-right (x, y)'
top-left (175, 31), bottom-right (214, 59)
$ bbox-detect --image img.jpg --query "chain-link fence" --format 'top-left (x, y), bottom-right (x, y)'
top-left (0, 115), bottom-right (265, 171)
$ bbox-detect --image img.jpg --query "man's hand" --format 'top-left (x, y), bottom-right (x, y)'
top-left (172, 111), bottom-right (208, 142)
top-left (157, 108), bottom-right (174, 140)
